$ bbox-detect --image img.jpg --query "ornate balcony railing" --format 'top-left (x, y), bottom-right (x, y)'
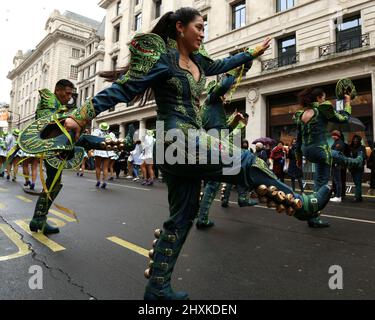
top-left (261, 52), bottom-right (300, 71)
top-left (319, 33), bottom-right (370, 57)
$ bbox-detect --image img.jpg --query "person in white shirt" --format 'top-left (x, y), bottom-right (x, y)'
top-left (131, 140), bottom-right (143, 182)
top-left (5, 129), bottom-right (20, 182)
top-left (140, 130), bottom-right (156, 186)
top-left (93, 123), bottom-right (116, 189)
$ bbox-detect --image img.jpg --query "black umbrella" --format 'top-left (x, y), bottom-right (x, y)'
top-left (252, 137), bottom-right (277, 146)
top-left (328, 116), bottom-right (365, 133)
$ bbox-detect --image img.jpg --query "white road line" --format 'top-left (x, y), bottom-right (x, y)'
top-left (320, 214), bottom-right (375, 225)
top-left (85, 179), bottom-right (151, 192)
top-left (213, 199), bottom-right (375, 225)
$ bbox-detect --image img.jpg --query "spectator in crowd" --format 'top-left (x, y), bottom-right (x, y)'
top-left (330, 130), bottom-right (345, 203)
top-left (349, 135), bottom-right (367, 202)
top-left (114, 151), bottom-right (127, 179)
top-left (131, 140), bottom-right (143, 182)
top-left (126, 152), bottom-right (134, 179)
top-left (242, 139), bottom-right (250, 151)
top-left (367, 142), bottom-right (375, 195)
top-left (140, 130), bottom-right (156, 186)
top-left (5, 129), bottom-right (20, 182)
top-left (287, 138), bottom-right (304, 193)
top-left (93, 123), bottom-right (116, 189)
top-left (270, 141), bottom-right (286, 182)
top-left (255, 142), bottom-right (268, 164)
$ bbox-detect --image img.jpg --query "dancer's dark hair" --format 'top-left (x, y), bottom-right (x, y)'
top-left (298, 87), bottom-right (325, 108)
top-left (55, 79), bottom-right (74, 90)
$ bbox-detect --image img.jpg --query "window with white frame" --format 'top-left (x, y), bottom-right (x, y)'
top-left (276, 0), bottom-right (295, 13)
top-left (70, 66), bottom-right (79, 80)
top-left (154, 0), bottom-right (162, 19)
top-left (203, 15), bottom-right (209, 42)
top-left (116, 1), bottom-right (122, 16)
top-left (135, 13), bottom-right (142, 31)
top-left (114, 24), bottom-right (121, 43)
top-left (232, 1), bottom-right (246, 30)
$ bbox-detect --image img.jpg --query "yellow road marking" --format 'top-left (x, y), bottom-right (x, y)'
top-left (16, 196), bottom-right (33, 203)
top-left (0, 188), bottom-right (8, 192)
top-left (14, 220), bottom-right (66, 252)
top-left (0, 224), bottom-right (31, 261)
top-left (107, 236), bottom-right (148, 258)
top-left (49, 209), bottom-right (77, 223)
top-left (0, 202), bottom-right (6, 210)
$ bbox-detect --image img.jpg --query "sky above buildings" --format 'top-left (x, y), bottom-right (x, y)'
top-left (0, 0), bottom-right (105, 103)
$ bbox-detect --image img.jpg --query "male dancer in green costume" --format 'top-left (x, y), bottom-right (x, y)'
top-left (197, 64), bottom-right (257, 229)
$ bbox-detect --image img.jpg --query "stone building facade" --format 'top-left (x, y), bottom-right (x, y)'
top-left (7, 10), bottom-right (102, 129)
top-left (90, 1), bottom-right (375, 146)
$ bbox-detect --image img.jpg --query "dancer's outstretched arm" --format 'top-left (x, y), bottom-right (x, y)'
top-left (320, 95), bottom-right (352, 124)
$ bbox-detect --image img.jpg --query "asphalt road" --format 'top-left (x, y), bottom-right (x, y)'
top-left (1, 171), bottom-right (375, 300)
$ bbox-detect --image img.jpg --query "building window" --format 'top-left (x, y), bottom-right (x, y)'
top-left (232, 1), bottom-right (246, 30)
top-left (278, 35), bottom-right (297, 67)
top-left (135, 13), bottom-right (142, 31)
top-left (336, 14), bottom-right (362, 52)
top-left (116, 1), bottom-right (122, 16)
top-left (84, 68), bottom-right (89, 79)
top-left (114, 24), bottom-right (121, 43)
top-left (88, 44), bottom-right (93, 56)
top-left (92, 84), bottom-right (96, 96)
top-left (135, 0), bottom-right (141, 6)
top-left (72, 48), bottom-right (81, 58)
top-left (70, 66), bottom-right (79, 80)
top-left (203, 15), bottom-right (208, 42)
top-left (155, 0), bottom-right (162, 19)
top-left (84, 87), bottom-right (89, 100)
top-left (276, 0), bottom-right (294, 13)
top-left (112, 56), bottom-right (118, 71)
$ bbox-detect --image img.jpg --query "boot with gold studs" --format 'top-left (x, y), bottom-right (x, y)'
top-left (144, 228), bottom-right (191, 300)
top-left (255, 184), bottom-right (331, 221)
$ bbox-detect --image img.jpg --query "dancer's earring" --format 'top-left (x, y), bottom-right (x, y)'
top-left (180, 32), bottom-right (185, 38)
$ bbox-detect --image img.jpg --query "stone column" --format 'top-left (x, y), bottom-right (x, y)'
top-left (139, 119), bottom-right (146, 142)
top-left (119, 123), bottom-right (126, 139)
top-left (246, 88), bottom-right (266, 145)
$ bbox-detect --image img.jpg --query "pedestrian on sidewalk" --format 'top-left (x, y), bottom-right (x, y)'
top-left (330, 130), bottom-right (345, 203)
top-left (131, 140), bottom-right (143, 182)
top-left (349, 135), bottom-right (367, 202)
top-left (287, 138), bottom-right (304, 193)
top-left (367, 142), bottom-right (375, 195)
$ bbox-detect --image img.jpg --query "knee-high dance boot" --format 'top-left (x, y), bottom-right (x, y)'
top-left (221, 184), bottom-right (232, 208)
top-left (29, 184), bottom-right (62, 235)
top-left (196, 181), bottom-right (220, 229)
top-left (144, 224), bottom-right (192, 300)
top-left (332, 150), bottom-right (363, 169)
top-left (242, 154), bottom-right (332, 221)
top-left (237, 184), bottom-right (258, 207)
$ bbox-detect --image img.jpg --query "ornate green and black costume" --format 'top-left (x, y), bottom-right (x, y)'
top-left (294, 99), bottom-right (363, 227)
top-left (197, 67), bottom-right (257, 229)
top-left (21, 89), bottom-right (134, 234)
top-left (68, 33), bottom-right (332, 300)
top-left (295, 100), bottom-right (363, 188)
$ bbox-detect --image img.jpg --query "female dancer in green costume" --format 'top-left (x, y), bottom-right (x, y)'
top-left (64, 8), bottom-right (332, 300)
